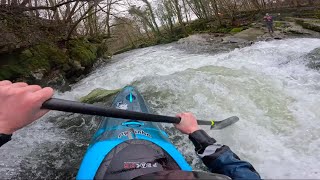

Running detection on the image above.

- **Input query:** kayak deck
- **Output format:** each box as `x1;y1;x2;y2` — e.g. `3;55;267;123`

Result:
76;86;191;179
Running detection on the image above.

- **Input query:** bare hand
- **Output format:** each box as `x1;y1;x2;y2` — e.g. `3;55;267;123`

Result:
0;80;54;134
174;112;200;135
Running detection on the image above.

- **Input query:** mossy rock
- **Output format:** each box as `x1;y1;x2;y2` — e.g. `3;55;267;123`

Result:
0;43;68;81
80;88;121;104
68;39;98;67
274;21;284;28
230;27;244;34
215;27;232;33
20;43;68;71
295;19;320;32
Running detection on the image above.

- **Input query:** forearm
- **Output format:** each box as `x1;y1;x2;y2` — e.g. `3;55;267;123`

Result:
189;130;261;179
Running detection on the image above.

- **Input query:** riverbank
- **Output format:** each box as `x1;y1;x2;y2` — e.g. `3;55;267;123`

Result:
0;7;319;91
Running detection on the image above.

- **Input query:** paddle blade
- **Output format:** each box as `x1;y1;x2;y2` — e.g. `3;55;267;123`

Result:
211;116;239;130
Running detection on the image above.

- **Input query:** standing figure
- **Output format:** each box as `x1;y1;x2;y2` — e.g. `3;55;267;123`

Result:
264;13;274;34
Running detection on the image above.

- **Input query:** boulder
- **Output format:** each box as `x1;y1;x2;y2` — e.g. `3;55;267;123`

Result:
72;60;85;71
222;28;265;45
80;88;121;104
31;69;46;80
306;48;320;70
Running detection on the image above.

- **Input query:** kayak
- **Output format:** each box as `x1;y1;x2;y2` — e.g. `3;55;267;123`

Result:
76;86;192;179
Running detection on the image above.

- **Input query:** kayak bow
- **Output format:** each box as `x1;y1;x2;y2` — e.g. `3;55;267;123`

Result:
76;86;192;179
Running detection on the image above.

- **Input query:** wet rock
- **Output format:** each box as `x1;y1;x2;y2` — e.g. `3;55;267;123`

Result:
278;19;320;37
222;28;266;46
258;31;286;41
295;18;320;33
230;28;265;41
31;69;46;80
80;88;121;104
306;48;320;70
72;60;85;71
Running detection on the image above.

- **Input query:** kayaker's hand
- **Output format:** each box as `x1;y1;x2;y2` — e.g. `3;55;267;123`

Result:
0;80;54;134
175;112;200;135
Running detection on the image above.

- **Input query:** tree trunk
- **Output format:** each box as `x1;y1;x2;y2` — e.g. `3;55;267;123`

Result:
173;0;186;34
292;0;300;7
20;0;30;6
34;0;40;17
210;0;222;26
182;0;189;23
10;0;17;6
48;0;60;20
198;0;209;20
142;0;161;36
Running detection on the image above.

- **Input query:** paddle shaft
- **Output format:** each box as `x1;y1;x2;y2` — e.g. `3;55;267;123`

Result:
42;98;203;124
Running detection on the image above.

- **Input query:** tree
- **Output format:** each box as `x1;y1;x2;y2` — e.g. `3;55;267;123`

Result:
141;0;161;36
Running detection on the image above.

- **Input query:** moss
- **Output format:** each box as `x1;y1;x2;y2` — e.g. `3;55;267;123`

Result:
21;49;33;58
68;39;98;67
0;43;69;80
80;88;121;103
230;27;244;33
296;19;320;32
187;19;209;33
114;46;135;55
214;27;232;33
274;21;284;28
20;43;68;71
0;53;28;80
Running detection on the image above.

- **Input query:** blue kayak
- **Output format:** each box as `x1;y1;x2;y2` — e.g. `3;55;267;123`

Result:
76;86;192;179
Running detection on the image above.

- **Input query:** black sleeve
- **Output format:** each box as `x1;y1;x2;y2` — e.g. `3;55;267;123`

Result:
0;133;12;147
189;130;261;179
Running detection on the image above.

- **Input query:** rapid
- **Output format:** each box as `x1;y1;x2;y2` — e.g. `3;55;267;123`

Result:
1;37;320;179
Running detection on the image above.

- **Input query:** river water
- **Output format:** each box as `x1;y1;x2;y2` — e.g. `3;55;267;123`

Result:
1;37;320;179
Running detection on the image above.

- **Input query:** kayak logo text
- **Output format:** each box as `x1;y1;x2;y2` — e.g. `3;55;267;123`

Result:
116;101;128;110
124;162;158;170
118;130;152;138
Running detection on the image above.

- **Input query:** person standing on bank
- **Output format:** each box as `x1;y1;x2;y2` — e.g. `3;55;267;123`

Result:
264;13;274;35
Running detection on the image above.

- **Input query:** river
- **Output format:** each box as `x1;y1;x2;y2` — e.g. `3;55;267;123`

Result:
1;37;320;179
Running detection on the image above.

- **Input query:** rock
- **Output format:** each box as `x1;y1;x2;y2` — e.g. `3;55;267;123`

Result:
31;69;46;80
258;31;286;41
280;20;320;37
295;18;320;32
232;28;265;41
80;88;121;104
222;36;248;44
222;28;266;45
306;48;320;70
285;22;312;35
72;60;85;71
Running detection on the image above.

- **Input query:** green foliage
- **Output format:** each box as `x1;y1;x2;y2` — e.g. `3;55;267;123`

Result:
187;19;208;33
80;88;121;103
230;27;244;33
214;27;232;33
0;43;68;80
68;39;98;67
274;21;284;28
96;43;108;58
20;43;68;70
0;58;28;80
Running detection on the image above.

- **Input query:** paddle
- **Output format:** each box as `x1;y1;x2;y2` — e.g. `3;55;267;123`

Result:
41;98;239;130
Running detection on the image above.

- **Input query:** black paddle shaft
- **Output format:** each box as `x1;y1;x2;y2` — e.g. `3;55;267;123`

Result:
42;98;183;124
